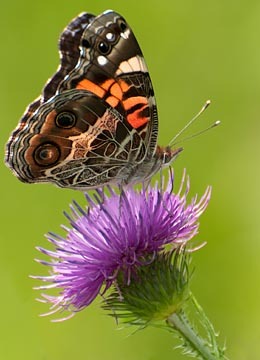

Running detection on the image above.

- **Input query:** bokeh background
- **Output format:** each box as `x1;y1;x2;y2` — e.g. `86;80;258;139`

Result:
1;0;259;359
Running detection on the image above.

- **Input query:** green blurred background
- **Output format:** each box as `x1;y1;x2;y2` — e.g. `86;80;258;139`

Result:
1;0;259;359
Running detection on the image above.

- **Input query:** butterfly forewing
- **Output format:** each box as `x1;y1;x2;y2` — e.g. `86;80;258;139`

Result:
43;12;96;101
57;11;158;159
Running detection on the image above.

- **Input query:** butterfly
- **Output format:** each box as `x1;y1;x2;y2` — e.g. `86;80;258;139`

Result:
5;10;182;190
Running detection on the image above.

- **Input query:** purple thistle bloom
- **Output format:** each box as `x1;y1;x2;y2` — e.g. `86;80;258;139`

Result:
34;170;211;320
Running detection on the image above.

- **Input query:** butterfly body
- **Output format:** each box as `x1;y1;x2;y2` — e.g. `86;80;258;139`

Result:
6;10;181;190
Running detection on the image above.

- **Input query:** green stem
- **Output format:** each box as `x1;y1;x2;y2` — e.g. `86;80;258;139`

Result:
167;311;217;360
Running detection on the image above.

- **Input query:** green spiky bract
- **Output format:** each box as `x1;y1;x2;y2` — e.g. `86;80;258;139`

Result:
102;249;190;326
102;248;228;360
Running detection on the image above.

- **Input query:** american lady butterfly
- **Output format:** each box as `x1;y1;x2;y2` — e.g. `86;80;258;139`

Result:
5;10;182;190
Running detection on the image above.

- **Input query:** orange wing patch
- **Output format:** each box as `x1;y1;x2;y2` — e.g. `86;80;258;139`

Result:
76;78;129;106
107;80;131;107
123;96;149;129
106;96;119;108
76;78;149;128
123;96;147;111
76;79;106;97
126;105;149;128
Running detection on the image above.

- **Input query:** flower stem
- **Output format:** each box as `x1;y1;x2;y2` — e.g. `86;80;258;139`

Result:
167;290;229;360
168;311;217;359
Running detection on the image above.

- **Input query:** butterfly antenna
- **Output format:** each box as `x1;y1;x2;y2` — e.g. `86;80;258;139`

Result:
172;120;221;147
168;99;211;147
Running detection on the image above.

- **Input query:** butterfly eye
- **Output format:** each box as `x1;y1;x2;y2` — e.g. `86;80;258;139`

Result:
98;41;110;54
118;20;127;31
34;143;60;166
55;111;77;128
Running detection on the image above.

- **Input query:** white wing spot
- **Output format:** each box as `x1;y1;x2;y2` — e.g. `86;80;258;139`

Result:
116;55;148;75
97;55;108;66
106;32;115;41
120;28;130;39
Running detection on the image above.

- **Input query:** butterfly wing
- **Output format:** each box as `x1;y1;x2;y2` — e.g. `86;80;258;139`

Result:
14;89;150;189
58;11;158;161
6;10;159;189
5;12;96;178
43;12;96;101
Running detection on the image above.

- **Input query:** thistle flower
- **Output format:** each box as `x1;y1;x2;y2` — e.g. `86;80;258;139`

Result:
34;170;211;320
34;170;228;358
